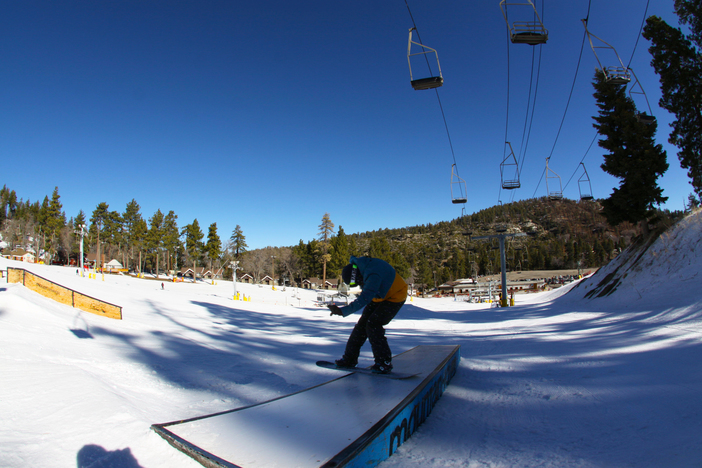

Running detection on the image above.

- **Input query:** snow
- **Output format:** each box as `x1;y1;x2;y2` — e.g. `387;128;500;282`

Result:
1;210;701;468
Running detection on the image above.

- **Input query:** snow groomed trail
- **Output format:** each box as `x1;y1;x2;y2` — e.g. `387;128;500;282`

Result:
152;345;460;468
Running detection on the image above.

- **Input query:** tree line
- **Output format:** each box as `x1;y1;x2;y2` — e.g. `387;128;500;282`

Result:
0;185;690;289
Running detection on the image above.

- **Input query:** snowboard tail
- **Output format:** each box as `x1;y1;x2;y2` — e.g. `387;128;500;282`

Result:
316;360;418;380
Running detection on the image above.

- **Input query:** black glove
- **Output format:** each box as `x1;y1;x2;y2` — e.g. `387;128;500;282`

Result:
328;304;343;316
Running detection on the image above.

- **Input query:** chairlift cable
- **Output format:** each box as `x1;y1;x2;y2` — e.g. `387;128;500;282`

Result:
404;1;462;183
562;132;598;191
626;0;651;69
532;0;591;198
503;22;511;157
558;0;647;198
546;25;587;162
517;42;543;177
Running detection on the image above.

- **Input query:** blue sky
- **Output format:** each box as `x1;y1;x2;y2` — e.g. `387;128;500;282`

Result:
1;1;692;250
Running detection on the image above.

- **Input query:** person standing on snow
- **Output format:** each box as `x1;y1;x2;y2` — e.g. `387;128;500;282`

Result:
328;255;408;374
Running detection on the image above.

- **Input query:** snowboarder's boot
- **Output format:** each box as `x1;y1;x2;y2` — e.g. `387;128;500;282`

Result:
335;357;357;369
370;361;393;374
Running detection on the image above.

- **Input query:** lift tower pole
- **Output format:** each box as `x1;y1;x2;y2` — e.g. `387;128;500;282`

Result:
472;232;526;306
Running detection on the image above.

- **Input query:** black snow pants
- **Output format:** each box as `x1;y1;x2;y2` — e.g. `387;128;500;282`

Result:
343;299;405;366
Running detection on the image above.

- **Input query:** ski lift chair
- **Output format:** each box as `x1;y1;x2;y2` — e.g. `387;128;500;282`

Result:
583;20;631;86
603;66;631;85
450;164;468;204
500;0;548;45
407;28;444;90
500;142;521;190
545;159;563;200
636;112;656;125
578;163;594;201
629;68;656;124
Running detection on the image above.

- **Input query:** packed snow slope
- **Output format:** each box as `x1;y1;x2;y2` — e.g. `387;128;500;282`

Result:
1;210;700;468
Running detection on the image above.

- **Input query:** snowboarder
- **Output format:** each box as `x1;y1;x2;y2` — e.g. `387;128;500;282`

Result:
328;256;407;374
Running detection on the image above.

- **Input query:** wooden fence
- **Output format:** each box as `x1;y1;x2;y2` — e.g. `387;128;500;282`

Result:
8;267;122;320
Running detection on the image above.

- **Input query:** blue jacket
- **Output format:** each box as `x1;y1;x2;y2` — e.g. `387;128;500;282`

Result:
339;256;408;317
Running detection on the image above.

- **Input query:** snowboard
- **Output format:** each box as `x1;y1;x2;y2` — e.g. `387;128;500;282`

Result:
316;361;419;380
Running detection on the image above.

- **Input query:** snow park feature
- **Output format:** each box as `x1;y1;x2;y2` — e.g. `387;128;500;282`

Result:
152;346;458;467
0;209;701;467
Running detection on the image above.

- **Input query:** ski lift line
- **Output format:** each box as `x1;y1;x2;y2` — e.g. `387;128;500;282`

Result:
517;41;543;176
627;0;652;68
403;0;462;188
542;0;591;168
503;22;511;152
562;132;599;192
545;25;588;163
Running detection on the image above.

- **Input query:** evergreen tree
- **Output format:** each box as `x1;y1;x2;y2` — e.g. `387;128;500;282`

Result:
43;187;65;263
72;210;88;265
182;219;204;274
162;211;181;272
592;71;668;227
329;225;349;277
317;213;335;285
146;210;164;276
643;2;702;198
122;199;144;270
369;236;392;262
205;222;222;270
90;202;110;269
229;225;248;260
103;210;123;261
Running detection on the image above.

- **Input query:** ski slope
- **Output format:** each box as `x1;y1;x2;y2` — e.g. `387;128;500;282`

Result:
1;209;701;468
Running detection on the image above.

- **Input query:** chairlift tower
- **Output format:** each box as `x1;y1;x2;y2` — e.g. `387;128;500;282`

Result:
472;232;527;307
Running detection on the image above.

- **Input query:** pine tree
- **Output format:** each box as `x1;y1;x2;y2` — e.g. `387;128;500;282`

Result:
317;213;335;286
643;2;702;198
329;225;349;277
90;202;110;269
592;71;668;228
205;222;222;271
43;187;65;264
122;199;143;270
229;225;248;260
182;219;204;275
162;211;180;272
146;210;164;276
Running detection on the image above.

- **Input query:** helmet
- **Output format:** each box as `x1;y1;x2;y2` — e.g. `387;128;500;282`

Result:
342;263;363;287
